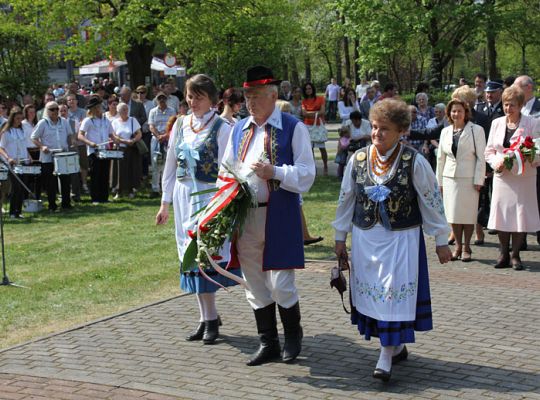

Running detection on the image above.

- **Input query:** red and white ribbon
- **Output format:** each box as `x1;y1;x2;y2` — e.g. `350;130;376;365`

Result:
194;175;248;288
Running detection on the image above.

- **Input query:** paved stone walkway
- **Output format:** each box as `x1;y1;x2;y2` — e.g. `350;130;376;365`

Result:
1;233;539;399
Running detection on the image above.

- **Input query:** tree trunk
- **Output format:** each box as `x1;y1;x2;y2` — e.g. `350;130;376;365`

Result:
282;58;289;82
290;56;300;86
334;39;342;85
485;0;499;79
521;44;527;74
124;39;155;89
429;50;443;89
304;54;312;83
342;15;351;82
354;39;360;85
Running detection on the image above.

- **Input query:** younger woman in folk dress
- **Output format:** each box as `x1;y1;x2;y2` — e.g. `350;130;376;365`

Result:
333;99;452;382
155;75;241;344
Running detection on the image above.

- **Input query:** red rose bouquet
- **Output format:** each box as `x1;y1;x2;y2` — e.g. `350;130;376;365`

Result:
503;133;538;175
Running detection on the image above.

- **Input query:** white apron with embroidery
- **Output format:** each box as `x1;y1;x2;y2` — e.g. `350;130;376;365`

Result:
351;224;419;322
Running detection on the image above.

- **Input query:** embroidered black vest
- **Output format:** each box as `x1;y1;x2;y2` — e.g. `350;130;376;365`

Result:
351;145;422;230
175;116;224;183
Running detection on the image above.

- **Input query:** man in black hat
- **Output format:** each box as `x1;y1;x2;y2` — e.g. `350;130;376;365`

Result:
479;80;504;120
220;65;316;366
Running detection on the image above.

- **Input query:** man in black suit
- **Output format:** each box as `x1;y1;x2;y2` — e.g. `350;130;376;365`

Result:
478;80;504;120
119;86;147;127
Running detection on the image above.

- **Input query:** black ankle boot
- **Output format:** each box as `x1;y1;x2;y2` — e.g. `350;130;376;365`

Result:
203;319;219;344
247;303;280;366
278;302;303;363
185;322;205;341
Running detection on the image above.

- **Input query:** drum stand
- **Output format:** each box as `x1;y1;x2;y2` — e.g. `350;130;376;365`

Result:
0;159;33;288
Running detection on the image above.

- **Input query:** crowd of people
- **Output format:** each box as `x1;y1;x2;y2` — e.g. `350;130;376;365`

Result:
0;66;538;382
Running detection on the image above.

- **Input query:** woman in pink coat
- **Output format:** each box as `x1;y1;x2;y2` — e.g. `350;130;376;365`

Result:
484;86;540;270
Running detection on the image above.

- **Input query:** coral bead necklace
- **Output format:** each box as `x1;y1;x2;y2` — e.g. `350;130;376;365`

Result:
370;143;401;177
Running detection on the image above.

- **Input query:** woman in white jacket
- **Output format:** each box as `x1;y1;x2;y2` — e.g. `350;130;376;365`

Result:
436;99;486;262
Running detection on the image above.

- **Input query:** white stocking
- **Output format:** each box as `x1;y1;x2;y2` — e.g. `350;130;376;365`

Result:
393;344;405;356
376;345;394;372
197;292;217;321
195;294;205;322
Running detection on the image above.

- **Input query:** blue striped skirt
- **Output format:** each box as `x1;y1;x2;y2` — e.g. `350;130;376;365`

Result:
180;263;241;294
351;230;433;346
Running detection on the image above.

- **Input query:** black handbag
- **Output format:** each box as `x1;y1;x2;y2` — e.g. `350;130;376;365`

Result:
330;258;350;314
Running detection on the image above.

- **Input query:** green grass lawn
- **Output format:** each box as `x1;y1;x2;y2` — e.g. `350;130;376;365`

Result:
0;176;343;349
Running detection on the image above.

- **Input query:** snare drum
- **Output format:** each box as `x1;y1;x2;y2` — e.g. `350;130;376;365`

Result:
53;152;80;175
23;199;43;213
97;149;124;160
14;163;42;175
0;165;8;181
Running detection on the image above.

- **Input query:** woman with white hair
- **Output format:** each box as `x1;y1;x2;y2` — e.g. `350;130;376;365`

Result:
415;92;435;120
111;103;143;198
31;101;73;211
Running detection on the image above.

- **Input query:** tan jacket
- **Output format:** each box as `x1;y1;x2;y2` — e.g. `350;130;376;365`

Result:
436;121;486;186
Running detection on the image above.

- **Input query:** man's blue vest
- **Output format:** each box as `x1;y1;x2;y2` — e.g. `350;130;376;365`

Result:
231;112;304;270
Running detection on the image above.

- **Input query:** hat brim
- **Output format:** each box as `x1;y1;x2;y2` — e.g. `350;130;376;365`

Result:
243;78;282;88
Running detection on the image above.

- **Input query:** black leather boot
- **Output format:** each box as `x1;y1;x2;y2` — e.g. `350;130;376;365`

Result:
246;303;281;366
203;319;219;344
185;322;205;341
278;302;303;363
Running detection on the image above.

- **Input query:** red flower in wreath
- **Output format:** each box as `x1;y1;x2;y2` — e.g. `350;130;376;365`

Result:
523;135;534;149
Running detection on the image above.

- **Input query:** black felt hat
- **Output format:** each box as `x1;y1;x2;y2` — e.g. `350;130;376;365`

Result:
243;66;281;88
86;95;103;109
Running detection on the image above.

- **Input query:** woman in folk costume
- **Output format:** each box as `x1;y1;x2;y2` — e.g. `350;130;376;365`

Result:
155;74;241;344
333;99;452;382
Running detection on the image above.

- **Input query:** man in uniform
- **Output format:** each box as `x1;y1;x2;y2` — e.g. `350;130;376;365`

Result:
220;66;315;366
478;80;504;120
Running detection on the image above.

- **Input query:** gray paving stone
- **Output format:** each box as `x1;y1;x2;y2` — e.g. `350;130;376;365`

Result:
1;240;540;399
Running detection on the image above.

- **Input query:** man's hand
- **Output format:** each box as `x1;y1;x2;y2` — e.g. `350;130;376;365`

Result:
251;162;274;180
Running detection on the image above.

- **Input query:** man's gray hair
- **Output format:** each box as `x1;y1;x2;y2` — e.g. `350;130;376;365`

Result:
434;103;446;111
516;75;534;88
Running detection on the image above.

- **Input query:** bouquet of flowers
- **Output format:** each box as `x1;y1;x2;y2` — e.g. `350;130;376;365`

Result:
182;154;265;289
502;133;539;175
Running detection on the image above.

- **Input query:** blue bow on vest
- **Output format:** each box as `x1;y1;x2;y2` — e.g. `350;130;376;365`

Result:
179;142;201;200
365;184;392;230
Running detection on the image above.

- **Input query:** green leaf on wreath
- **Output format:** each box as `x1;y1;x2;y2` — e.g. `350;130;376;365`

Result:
181;239;198;273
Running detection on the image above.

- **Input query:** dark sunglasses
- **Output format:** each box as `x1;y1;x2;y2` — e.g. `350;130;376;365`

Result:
48;107;59;111
136;91;146;94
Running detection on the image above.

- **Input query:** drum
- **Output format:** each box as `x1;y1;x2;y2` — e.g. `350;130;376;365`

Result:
23;199;43;213
0;165;8;181
53;152;80;175
14;163;41;175
97;149;124;160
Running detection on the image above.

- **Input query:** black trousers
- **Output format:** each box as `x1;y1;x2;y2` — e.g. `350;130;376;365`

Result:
88;154;110;202
141;131;152;177
9;174;29;216
41;163;71;210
